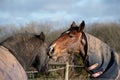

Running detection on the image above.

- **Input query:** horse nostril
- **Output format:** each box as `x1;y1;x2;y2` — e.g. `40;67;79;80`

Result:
49;43;56;56
51;48;54;53
49;47;55;55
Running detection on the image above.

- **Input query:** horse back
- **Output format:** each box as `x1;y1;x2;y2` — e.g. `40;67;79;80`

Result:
0;46;27;80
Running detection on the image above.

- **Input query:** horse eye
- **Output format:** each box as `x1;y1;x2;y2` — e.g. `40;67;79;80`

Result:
69;34;73;38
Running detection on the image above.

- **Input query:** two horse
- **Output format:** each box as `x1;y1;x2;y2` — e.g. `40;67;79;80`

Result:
1;21;119;80
48;21;120;79
0;32;49;80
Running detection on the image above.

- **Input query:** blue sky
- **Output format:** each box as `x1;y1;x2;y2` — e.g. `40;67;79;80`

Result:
0;0;120;26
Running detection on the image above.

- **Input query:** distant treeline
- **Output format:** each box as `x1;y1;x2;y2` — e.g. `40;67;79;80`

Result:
0;22;120;53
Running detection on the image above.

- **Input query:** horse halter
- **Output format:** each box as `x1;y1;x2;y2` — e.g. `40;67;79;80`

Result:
81;32;88;65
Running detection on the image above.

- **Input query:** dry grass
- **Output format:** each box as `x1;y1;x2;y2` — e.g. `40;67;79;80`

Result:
0;22;120;53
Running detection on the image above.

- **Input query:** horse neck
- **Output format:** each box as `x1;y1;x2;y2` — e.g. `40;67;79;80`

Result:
85;33;110;56
1;37;37;70
85;33;120;79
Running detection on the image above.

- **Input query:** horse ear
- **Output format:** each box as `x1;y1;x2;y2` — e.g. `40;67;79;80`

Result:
39;32;45;41
71;21;76;27
78;20;85;32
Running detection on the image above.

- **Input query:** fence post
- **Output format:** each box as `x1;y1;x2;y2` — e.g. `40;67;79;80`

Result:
65;61;69;80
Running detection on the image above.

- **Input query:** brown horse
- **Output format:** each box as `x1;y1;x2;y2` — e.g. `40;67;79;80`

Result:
0;32;49;80
48;21;120;79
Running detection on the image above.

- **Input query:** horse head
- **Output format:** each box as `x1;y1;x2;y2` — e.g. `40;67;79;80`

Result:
48;21;87;63
32;32;49;73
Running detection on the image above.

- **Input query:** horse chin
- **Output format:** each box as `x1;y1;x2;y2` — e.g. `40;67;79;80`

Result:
50;56;70;63
51;56;66;62
51;56;58;61
37;65;48;74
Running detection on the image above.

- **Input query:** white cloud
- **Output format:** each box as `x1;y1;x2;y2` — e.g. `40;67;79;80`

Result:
29;11;76;22
0;0;120;25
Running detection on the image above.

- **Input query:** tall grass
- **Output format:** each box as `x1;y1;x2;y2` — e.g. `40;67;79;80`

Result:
0;22;120;53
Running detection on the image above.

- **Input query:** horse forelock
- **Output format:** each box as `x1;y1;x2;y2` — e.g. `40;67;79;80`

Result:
69;26;79;31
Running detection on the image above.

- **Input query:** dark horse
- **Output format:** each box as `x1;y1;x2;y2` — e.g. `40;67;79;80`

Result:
48;21;120;79
0;32;49;80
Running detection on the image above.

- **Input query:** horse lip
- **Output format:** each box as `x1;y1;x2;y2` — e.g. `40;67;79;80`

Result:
50;56;58;61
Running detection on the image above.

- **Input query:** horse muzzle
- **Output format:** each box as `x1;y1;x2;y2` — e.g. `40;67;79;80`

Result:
49;55;58;61
48;50;58;61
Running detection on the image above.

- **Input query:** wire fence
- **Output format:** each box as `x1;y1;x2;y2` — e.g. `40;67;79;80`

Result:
27;62;89;80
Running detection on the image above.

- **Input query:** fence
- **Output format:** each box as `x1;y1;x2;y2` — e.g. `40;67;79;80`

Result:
27;62;89;80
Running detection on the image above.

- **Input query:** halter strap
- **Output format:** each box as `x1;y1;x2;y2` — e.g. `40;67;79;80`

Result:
81;32;88;64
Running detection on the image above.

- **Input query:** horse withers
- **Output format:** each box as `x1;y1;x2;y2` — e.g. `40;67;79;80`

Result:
0;32;49;80
48;21;120;79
